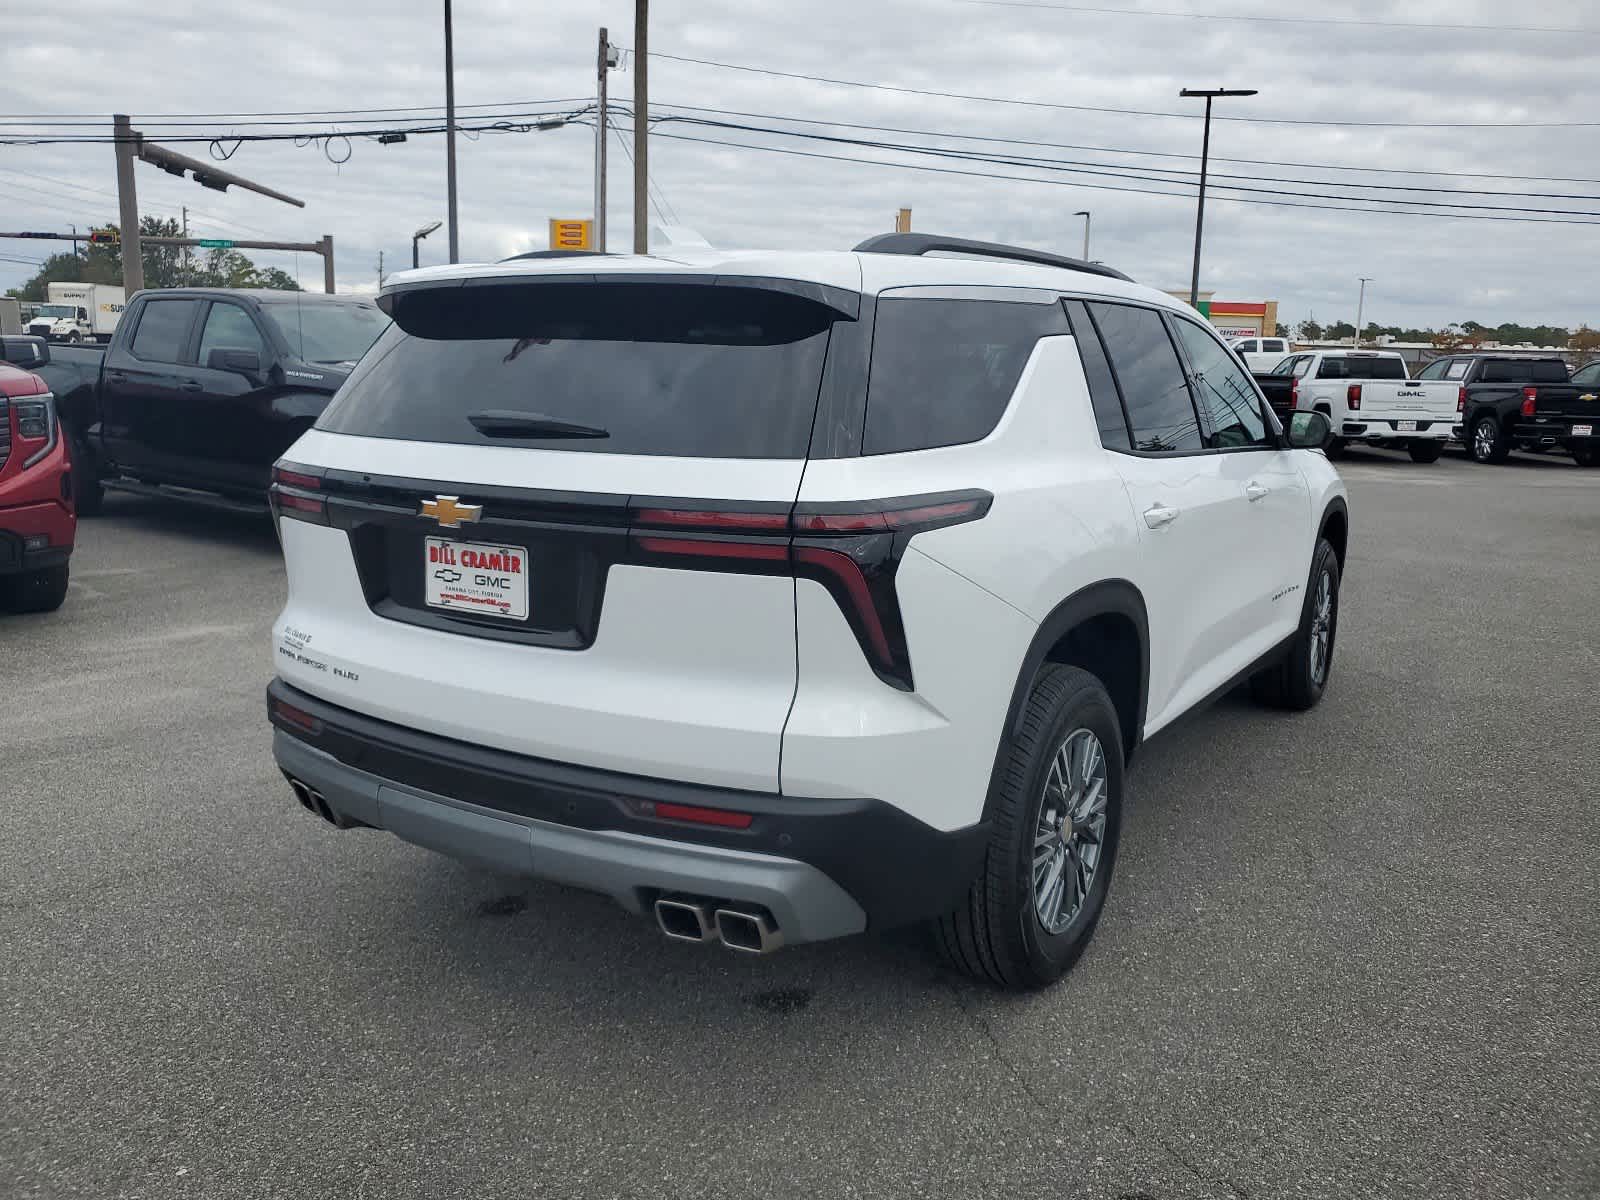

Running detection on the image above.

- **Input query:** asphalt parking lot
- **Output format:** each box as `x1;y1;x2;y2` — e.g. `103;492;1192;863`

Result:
3;446;1597;1200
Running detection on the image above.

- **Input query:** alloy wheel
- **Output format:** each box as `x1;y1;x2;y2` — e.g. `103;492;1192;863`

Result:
1032;728;1109;935
1309;568;1334;685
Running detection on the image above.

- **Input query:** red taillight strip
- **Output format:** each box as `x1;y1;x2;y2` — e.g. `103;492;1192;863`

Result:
634;535;789;562
272;465;323;490
652;801;755;829
794;546;895;666
274;491;325;515
1521;387;1538;417
635;507;788;532
1458;386;1467;413
270;696;323;735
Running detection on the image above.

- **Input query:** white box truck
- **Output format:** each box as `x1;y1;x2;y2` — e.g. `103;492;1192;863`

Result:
25;282;126;343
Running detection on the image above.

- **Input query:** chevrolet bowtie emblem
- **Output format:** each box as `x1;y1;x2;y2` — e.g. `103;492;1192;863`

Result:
420;496;482;527
1581;393;1597;402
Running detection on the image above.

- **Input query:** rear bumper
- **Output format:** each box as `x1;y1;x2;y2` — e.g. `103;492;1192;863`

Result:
1340;418;1451;440
1513;421;1595;446
267;679;989;942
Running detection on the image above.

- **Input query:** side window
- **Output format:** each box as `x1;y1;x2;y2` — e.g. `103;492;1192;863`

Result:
1063;299;1130;450
1238;340;1258;354
1444;360;1470;381
129;299;198;363
864;297;1069;454
1292;357;1314;378
1089;302;1203;453
1571;362;1600;387
198;302;266;364
1416;359;1447;380
1268;339;1287;354
77;307;89;321
1170;318;1271;449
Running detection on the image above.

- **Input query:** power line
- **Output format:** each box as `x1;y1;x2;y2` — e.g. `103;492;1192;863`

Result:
964;1;1600;36
605;115;678;225
644;110;1600;205
646;50;1600;128
0;97;596;123
650;101;1600;188
644;127;1600;225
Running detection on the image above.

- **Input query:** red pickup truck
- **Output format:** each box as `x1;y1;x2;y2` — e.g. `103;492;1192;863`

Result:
0;360;74;612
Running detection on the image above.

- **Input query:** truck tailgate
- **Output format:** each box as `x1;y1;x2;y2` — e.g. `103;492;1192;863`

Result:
1355;380;1459;420
1532;385;1596;418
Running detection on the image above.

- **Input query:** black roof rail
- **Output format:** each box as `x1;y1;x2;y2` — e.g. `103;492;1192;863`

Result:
852;232;1133;283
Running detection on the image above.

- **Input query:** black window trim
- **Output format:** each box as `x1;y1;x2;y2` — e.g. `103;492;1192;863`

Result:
125;295;204;366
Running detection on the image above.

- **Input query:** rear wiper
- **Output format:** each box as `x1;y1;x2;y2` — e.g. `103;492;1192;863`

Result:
467;410;609;439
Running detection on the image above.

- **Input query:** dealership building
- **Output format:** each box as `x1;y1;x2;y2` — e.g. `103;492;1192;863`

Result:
1165;291;1281;340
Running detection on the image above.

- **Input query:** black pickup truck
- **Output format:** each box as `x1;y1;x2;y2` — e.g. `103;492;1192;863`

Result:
0;288;389;512
1418;354;1598;466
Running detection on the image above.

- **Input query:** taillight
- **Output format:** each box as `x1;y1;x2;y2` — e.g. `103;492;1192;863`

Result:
1290;377;1300;410
269;695;323;735
1346;384;1362;410
631;491;992;690
649;801;754;830
1457;386;1467;413
1521;386;1537;417
269;461;327;524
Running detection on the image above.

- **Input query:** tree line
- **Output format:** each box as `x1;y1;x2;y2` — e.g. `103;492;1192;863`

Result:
1284;318;1600;353
4;216;302;301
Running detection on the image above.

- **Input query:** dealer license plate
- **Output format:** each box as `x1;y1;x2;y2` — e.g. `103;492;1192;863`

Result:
1573;424;1593;437
1395;420;1418;432
424;537;528;620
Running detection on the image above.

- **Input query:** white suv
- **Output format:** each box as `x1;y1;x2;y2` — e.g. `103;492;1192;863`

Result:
267;233;1349;990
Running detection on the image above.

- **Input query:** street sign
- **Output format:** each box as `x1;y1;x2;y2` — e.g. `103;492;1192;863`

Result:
547;219;594;252
198;239;234;249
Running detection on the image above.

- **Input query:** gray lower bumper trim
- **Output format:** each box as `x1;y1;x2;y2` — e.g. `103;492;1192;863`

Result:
272;731;867;944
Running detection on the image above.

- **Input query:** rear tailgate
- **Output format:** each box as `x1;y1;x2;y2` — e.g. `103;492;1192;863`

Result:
1531;384;1594;419
270;275;860;792
1353;379;1460;423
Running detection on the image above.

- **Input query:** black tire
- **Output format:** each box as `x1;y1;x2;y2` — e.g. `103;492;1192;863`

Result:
66;330;82;344
1;564;69;613
66;424;104;516
1470;415;1510;464
1407;440;1445;464
934;664;1124;990
1251;539;1340;711
1572;444;1599;467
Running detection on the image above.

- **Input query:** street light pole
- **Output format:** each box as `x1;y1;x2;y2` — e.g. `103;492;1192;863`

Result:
596;27;611;253
1074;210;1091;261
633;0;649;255
444;0;459;263
1354;277;1371;347
413;220;442;270
1180;87;1257;307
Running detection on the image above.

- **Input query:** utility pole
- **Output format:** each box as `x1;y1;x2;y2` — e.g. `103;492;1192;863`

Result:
1179;88;1257;307
378;249;386;289
633;0;649;254
181;207;191;284
1074;210;1091;261
1354;277;1371;347
70;224;81;278
596;26;611;252
444;0;460;263
113;113;144;293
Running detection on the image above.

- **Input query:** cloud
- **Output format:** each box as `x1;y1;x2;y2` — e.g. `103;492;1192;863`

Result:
3;0;1597;330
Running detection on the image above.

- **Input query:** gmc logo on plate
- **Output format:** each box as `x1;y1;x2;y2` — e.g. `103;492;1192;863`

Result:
1397;390;1426;397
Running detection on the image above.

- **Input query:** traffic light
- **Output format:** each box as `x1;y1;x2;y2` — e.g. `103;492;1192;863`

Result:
88;230;119;244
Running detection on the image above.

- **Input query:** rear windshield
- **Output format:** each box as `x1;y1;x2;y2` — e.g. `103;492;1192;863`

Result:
1315;356;1407;380
317;282;842;458
1479;359;1569;383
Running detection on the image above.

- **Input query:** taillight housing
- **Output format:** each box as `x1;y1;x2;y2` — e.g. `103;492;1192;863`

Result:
1346;384;1362;410
1289;377;1300;410
631;490;993;690
269;460;328;524
1457;386;1467;413
1521;386;1537;417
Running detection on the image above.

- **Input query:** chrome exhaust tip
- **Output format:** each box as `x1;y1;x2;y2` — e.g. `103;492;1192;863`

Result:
655;896;718;944
714;906;784;955
289;779;316;812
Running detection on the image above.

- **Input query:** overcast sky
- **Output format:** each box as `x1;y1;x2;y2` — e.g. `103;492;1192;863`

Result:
4;0;1598;332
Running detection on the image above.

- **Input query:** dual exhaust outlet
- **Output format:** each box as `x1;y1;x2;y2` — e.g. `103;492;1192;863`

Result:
655;895;784;955
288;777;349;829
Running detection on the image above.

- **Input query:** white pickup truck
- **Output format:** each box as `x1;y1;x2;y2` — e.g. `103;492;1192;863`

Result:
1258;349;1460;462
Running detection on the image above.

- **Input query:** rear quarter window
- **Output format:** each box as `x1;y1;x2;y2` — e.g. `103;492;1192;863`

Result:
1317;356;1406;381
1479;359;1569;384
863;297;1068;454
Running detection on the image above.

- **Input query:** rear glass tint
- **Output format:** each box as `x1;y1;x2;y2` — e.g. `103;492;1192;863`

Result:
1479;359;1568;383
863;297;1067;454
130;298;197;363
1315;356;1407;380
317;282;843;458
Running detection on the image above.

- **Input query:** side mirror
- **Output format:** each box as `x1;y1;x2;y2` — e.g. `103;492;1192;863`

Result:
207;347;262;375
1286;410;1333;450
0;334;50;367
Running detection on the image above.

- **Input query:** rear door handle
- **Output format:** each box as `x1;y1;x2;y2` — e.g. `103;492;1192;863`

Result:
1143;503;1180;530
179;379;204;391
1245;481;1270;502
106;370;127;382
